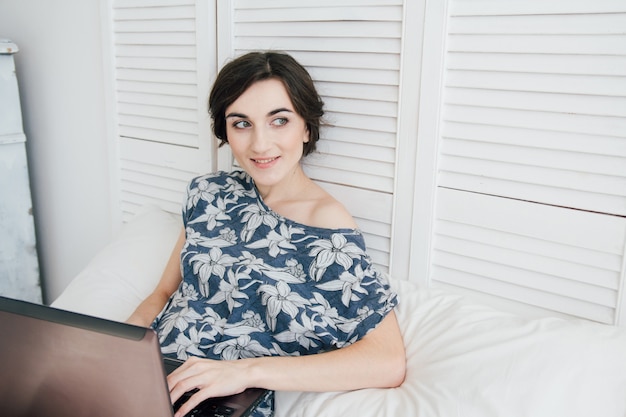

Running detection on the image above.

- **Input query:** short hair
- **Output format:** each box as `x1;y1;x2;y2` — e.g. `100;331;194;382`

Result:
208;51;324;157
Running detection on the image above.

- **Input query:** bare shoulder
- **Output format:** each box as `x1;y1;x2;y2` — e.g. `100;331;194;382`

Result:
267;180;359;229
309;186;359;230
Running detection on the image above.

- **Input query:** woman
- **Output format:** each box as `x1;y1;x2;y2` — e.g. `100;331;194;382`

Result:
127;51;406;417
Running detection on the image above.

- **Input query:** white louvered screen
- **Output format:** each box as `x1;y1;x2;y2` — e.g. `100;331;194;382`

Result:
427;0;626;324
440;1;626;215
111;0;213;220
433;188;626;325
218;0;404;270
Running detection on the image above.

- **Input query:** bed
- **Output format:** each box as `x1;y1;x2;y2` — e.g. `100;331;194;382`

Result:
52;205;626;417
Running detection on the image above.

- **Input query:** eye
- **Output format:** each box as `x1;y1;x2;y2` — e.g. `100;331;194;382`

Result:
271;117;288;127
232;120;251;129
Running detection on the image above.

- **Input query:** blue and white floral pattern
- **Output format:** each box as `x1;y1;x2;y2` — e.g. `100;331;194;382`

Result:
153;170;398;416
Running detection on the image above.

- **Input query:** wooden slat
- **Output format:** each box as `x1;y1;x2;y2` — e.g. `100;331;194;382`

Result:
234;6;403;23
446;53;626;77
118;114;197;135
309;66;399;86
117;102;197;122
115;44;196;58
121;159;199;183
115;56;196;72
446;87;626;118
116;79;198;96
449;13;626;35
236;21;401;38
318;181;394;224
120;192;184;216
439;153;626;199
435;235;620;291
355;217;392;240
116;68;196;84
441;138;626;179
315;140;395;163
118;126;197;148
113;0;193;9
323;97;398;118
435;220;623;273
433;250;616;308
315;81;398;102
114;18;194;33
439;172;626;217
448;34;626;55
304;165;394;194
234;36;402;54
436;188;625;260
431;188;626;324
115;32;196;46
450;0;626;16
120;178;186;203
114;5;194;20
281;51;401;71
235;0;402;8
442;122;626;157
119;137;207;173
446;71;626;97
432;265;615;324
325;111;397;133
444;104;626;139
116;91;197;109
305;152;394;179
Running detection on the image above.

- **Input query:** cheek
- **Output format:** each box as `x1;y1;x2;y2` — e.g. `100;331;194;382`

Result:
224;130;245;154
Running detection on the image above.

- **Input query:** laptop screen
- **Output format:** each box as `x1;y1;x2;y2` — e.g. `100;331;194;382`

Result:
0;296;174;417
0;296;267;417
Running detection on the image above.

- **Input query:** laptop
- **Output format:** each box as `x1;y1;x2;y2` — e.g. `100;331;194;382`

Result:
0;295;268;417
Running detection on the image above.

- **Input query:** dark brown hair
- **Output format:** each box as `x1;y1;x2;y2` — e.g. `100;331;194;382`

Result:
208;51;324;156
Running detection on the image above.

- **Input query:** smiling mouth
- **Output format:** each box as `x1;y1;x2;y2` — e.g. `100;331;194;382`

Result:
252;157;278;164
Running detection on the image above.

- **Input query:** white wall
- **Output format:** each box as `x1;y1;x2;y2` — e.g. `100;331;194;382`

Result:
0;0;113;303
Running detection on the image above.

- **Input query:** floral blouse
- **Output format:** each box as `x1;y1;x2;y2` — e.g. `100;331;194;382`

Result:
153;170;398;416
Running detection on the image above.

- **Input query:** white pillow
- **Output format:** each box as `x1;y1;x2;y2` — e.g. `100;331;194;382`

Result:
276;278;626;417
51;205;181;321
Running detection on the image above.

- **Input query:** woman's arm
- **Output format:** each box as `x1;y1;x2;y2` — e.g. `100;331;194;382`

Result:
168;310;406;417
126;228;186;327
248;309;406;390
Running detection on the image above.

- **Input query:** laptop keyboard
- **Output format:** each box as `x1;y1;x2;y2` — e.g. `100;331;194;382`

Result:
174;390;235;417
186;403;235;417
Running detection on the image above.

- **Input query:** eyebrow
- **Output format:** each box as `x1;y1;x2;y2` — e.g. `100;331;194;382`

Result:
225;112;247;119
225;107;294;119
268;107;293;116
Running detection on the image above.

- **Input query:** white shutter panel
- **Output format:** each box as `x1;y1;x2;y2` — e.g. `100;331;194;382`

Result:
218;0;404;270
440;1;626;216
423;0;626;324
433;188;625;324
110;0;213;220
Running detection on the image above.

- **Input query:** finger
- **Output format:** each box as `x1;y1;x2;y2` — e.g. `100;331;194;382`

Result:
169;373;203;405
174;387;216;417
167;357;204;401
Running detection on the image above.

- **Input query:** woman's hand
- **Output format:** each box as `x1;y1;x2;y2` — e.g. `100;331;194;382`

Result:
167;356;249;417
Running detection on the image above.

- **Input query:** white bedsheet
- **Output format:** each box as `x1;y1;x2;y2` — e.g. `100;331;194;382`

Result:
277;278;626;416
52;206;626;417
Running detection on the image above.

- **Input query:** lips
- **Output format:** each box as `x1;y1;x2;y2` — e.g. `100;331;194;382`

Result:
252;157;278;164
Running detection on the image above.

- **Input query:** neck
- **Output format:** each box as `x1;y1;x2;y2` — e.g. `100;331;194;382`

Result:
255;165;312;204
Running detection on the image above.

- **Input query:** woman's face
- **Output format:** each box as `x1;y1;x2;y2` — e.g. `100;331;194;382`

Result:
224;78;310;193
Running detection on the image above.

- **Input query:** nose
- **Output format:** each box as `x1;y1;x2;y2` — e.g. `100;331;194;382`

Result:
250;127;271;153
